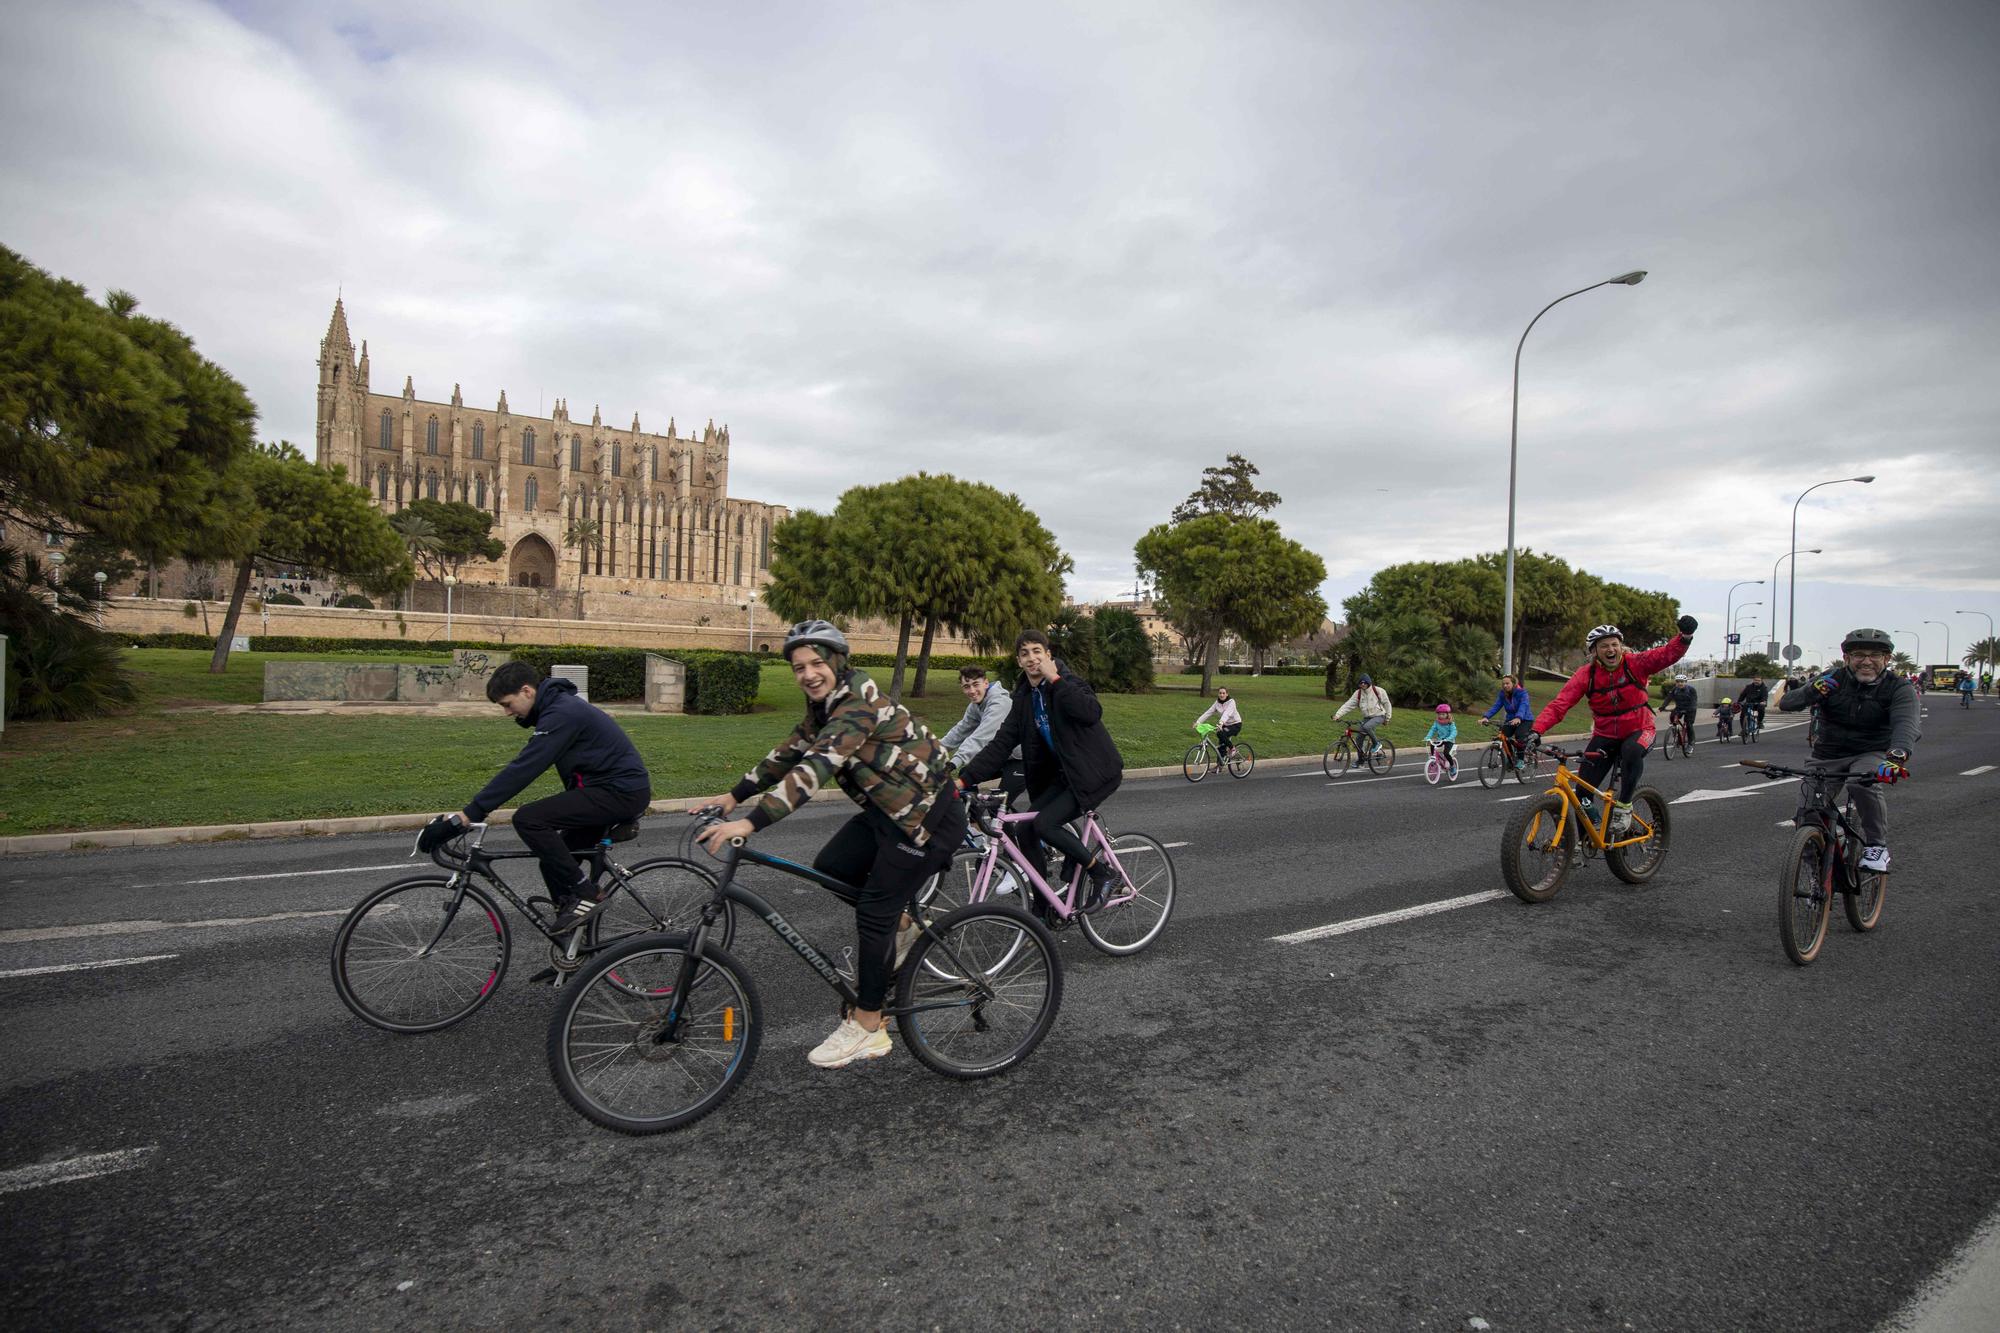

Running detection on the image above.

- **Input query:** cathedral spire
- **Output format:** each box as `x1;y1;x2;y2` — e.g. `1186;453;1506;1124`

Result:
323;296;352;349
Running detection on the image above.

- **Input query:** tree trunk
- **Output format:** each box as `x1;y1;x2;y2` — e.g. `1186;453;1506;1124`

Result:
209;558;255;674
889;610;913;701
1200;627;1221;694
911;611;938;697
574;551;586;619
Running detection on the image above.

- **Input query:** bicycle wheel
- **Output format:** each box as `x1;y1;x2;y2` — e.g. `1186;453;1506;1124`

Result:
587;857;729;953
1366;740;1397;776
1227;743;1255;779
547;937;760;1134
1182;742;1212;783
1842;838;1887;932
896;904;1061;1079
1501;793;1575;904
1679;725;1694;758
915;848;1030;980
1475;742;1502;788
1323;740;1350;777
1079;832;1176;956
1606;788;1671;884
332;877;510;1034
1778;825;1833;966
1424;753;1444;785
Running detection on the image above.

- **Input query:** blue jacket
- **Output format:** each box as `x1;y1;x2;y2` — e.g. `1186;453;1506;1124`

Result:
1483;686;1532;724
465;678;651;821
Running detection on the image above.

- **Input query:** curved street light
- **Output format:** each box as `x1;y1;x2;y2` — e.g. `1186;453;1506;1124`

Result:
1924;620;1949;675
1959;610;1995;685
1502;269;1648;674
1892;628;1920;671
1724;580;1763;666
1788;477;1873;661
1769;548;1821;652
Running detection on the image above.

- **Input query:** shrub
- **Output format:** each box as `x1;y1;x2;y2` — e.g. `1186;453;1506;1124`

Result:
266;592;304;606
335;594;374;610
498;646;761;713
7;618;137;721
685;652;760;715
507;648;647;702
1219;664;1322;677
1092;607;1155;694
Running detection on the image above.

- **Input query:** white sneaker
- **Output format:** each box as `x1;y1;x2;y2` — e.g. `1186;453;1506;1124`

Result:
1859;845;1890;873
893;920;919;970
1608;802;1633;836
807;1017;892;1069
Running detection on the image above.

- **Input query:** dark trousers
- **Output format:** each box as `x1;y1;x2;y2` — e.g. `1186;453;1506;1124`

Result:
812;796;967;1011
1579;733;1649;804
512;785;651;898
1216;722;1242;750
1016;781;1094;877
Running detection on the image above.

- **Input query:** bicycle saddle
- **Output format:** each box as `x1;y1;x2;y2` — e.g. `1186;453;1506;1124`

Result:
598;821;641;845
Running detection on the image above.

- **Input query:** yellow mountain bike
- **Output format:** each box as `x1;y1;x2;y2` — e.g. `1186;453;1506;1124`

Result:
1499;742;1673;902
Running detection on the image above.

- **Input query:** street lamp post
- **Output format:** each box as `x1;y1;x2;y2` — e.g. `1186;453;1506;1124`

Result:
1959;610;1995;689
1502;269;1648;675
45;549;65;611
1733;603;1762;650
1924;620;1949;677
1787;476;1874;662
93;570;107;627
745;591;757;653
1893;629;1920;674
444;574;457;640
1724;580;1763;666
1769;548;1821;655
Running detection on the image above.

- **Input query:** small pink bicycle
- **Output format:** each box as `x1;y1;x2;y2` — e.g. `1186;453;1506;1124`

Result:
917;792;1176;957
1423;741;1460;785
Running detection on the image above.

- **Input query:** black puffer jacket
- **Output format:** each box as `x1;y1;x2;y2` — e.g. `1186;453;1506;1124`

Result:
1779;666;1919;759
958;659;1124;810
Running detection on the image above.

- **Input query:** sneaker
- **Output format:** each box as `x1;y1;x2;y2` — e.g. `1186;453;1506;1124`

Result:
1608;801;1633;837
1859;845;1890;873
893;919;920;970
550;883;612;936
807;1017;892;1069
1080;859;1117;915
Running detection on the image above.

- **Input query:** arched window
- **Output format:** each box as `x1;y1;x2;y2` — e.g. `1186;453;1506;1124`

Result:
761;518;771;567
379;410;393;450
611;442;622;476
426;416;439;454
649;449;658;480
471;423;484;459
622;493;632;523
376;464;389;501
425;469;439;500
522;428;536;465
571;436;582;470
475;474;487;508
736;514;744;535
524;477;539;511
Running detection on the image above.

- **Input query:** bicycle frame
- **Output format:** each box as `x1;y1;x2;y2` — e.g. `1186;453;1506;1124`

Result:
421;822;659;957
1540;753;1657;851
963;804;1137;921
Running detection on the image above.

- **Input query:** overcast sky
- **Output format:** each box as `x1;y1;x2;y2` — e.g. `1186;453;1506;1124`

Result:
3;0;1996;667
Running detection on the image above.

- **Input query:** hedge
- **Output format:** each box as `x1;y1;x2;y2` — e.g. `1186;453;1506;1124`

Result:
503;646;761;714
508;647;648;702
1218;664;1323;676
846;651;1008;673
677;650;761;715
126;632;522;654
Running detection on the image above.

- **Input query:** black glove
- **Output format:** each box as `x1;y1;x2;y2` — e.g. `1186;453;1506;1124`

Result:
1677;615;1698;636
417;814;463;854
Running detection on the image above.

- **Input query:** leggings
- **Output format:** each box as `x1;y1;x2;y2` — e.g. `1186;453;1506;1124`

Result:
1016;781;1094;873
811;796;966;1010
1579;732;1650;804
1216;722;1242;749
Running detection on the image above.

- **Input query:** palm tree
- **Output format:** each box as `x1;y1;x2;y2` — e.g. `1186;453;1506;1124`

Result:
563;517;602;618
388;512;440;610
1891;650;1916;674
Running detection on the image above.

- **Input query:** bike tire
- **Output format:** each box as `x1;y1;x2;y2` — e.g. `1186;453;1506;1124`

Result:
1367;740;1396;776
1778;825;1832;966
1478;742;1505;788
1182;742;1212;783
1605;787;1672;884
1679;727;1694;758
1842;841;1887;933
332;876;511;1034
916;848;1031;980
1501;793;1575;904
1323;740;1349;778
1425;755;1443;786
587;857;731;956
547;936;760;1134
896;903;1062;1080
1227;744;1255;779
1078;831;1176;956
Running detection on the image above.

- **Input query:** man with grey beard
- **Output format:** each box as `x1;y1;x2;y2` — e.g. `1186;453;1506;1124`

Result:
1778;628;1918;874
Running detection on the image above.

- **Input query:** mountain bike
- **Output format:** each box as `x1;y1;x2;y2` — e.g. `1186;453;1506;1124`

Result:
547;811;1063;1135
332;820;722;1034
1183;721;1254;782
1740;706;1762;745
1323;722;1396;777
1499;743;1672;903
1657;709;1695;760
915;792;1175;956
1423;740;1459;785
1475;718;1546;788
1742;758;1898;965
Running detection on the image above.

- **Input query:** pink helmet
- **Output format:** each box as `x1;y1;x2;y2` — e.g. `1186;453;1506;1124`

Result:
1435;703;1451;714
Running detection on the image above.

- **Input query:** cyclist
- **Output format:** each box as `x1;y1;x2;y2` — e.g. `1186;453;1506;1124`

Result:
1777;628;1917;873
437;661;653;936
1480;674;1535;768
1738;675;1769;733
941;664;1013;773
1715;696;1736;740
1659;673;1698;747
956;628;1126;916
1424;704;1459;779
1333;674;1394;760
1193;686;1244;758
694;620;967;1070
1528;617;1697;835
1959;670;1976;709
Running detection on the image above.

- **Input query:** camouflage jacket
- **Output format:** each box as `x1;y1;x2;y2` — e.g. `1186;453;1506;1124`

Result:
729;668;952;845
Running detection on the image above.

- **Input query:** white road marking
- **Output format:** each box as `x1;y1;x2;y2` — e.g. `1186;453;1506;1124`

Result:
1161;841;1191;849
0;906;371;947
1272;890;1510;944
1499;794;1537;802
0;954;179;980
1882;1202;2000;1333
1962;765;1996;777
1670;786;1788;806
1719;762;1743;769
132;862;411;890
0;1147;158;1195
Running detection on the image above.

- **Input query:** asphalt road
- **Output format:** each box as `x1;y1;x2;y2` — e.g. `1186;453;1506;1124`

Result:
4;700;1997;1330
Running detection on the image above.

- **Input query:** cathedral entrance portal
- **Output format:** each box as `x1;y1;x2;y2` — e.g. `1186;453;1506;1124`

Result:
508;533;557;589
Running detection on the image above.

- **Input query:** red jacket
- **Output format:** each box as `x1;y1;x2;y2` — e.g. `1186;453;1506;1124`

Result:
1534;635;1692;741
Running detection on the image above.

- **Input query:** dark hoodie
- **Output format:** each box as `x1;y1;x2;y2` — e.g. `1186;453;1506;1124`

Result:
465;678;651;821
958;657;1124;810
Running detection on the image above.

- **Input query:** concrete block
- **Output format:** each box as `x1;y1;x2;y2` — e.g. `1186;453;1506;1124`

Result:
552;665;589;702
394;663;490;703
644;654;686;713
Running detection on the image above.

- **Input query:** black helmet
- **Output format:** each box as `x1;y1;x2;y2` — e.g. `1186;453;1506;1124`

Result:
782;619;849;663
1840;627;1894;653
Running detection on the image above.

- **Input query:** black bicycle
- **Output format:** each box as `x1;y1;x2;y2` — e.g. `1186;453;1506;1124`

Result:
546;812;1064;1135
1742;758;1898;965
331;820;722;1034
1740;705;1763;745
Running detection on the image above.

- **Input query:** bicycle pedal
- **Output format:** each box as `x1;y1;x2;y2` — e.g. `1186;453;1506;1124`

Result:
527;966;559;985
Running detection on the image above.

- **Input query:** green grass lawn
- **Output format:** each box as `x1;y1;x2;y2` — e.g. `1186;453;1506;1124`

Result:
0;653;1567;835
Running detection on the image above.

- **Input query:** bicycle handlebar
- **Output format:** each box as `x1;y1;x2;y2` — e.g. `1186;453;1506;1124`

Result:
1740;758;1901;786
413;819;490;870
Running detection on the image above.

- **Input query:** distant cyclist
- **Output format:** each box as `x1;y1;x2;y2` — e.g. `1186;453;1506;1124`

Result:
1333;674;1394;759
1777;628;1917;874
1959;671;1976;709
1481;674;1535;767
1425;704;1459;779
1659;673;1698;744
1529;618;1697;836
1715;696;1736;740
1193;686;1244;758
1738;675;1769;731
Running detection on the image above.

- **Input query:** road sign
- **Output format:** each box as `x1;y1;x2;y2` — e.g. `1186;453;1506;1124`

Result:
1782;644;1803;662
1726;633;1741;645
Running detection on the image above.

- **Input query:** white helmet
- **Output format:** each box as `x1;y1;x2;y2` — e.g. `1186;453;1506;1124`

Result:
1674;673;1688;682
1585;624;1622;648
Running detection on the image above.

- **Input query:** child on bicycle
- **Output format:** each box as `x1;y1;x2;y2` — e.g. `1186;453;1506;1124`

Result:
1530;617;1697;836
435;661;653;936
1777;628;1917;873
1715;696;1736;739
1424;704;1458;779
695;620;966;1070
1193;687;1243;758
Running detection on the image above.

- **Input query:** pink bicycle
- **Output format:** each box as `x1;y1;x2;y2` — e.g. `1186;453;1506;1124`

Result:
917;792;1176;956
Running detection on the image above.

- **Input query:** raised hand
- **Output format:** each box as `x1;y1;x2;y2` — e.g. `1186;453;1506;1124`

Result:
1677;615;1698;636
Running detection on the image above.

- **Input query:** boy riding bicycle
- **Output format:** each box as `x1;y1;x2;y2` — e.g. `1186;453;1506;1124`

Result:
1777;628;1917;873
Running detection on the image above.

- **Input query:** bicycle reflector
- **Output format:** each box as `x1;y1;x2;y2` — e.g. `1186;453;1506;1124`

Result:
724;1007;735;1042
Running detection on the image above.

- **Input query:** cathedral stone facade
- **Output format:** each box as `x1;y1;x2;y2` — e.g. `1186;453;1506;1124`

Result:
313;299;787;598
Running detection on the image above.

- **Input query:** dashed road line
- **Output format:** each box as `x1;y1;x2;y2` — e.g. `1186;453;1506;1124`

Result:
131;862;410;891
0;906;366;947
0;954;179;980
1962;765;1996;777
1272;890;1510;944
0;1147;158;1195
1670;785;1788;806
